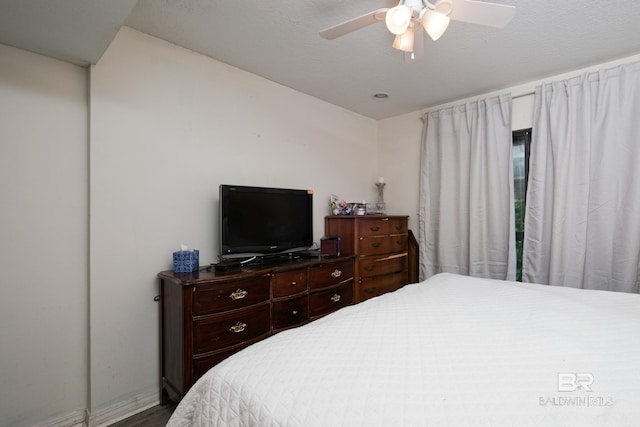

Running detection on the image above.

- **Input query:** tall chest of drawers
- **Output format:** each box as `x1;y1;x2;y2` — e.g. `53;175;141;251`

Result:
325;215;409;303
158;256;354;403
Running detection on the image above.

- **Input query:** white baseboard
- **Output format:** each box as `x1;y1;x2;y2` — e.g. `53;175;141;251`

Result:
33;409;87;427
31;390;159;427
88;390;159;427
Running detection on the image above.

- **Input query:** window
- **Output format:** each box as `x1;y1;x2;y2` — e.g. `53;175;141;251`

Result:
513;129;531;281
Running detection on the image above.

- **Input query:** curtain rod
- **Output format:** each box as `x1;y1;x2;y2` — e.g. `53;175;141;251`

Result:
513;90;535;99
419;90;536;121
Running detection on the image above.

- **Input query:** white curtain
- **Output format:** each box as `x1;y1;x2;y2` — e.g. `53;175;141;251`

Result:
524;62;640;293
419;95;515;281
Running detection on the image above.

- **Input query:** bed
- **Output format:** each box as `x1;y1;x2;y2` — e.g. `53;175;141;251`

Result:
167;273;640;427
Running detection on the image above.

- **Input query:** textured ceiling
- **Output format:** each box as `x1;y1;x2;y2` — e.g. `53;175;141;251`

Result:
2;0;640;119
0;0;137;65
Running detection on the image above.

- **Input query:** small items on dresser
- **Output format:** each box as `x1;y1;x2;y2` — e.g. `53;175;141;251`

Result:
329;176;389;217
375;177;386;214
172;245;199;272
320;235;341;258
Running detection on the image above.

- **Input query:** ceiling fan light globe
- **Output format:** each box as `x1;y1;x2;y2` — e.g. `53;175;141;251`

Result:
422;9;450;41
386;5;412;35
392;29;415;52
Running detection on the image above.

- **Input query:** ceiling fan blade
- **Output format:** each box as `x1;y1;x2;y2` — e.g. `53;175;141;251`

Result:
319;8;389;40
448;0;515;28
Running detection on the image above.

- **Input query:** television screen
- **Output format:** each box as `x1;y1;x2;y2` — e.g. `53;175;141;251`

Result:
220;184;313;257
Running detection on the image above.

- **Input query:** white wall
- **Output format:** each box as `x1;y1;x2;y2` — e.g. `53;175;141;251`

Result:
88;27;378;415
0;44;88;426
377;112;423;232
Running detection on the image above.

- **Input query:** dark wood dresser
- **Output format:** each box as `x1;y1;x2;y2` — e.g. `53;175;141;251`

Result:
325;215;409;303
158;256;354;403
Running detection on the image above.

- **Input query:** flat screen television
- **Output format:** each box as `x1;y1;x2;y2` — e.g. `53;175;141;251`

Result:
219;184;313;258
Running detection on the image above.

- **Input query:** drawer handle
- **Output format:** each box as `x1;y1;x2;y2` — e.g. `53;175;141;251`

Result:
370;226;380;232
364;287;376;294
229;322;247;333
364;265;376;272
292;310;298;315
330;294;341;303
290;281;297;286
371;242;381;248
229;289;248;300
330;269;342;278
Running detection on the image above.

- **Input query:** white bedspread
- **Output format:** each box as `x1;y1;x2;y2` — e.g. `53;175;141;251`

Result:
168;273;640;427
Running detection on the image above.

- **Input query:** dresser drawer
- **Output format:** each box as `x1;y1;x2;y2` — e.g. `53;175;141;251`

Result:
308;260;354;290
193;302;270;354
193;275;270;316
358;217;408;237
272;294;308;331
358;234;407;256
272;269;307;297
358;271;408;302
192;341;257;381
359;253;408;278
388;218;408;235
309;281;353;318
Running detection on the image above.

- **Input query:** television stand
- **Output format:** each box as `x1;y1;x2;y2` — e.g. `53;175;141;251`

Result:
212;259;243;271
292;249;321;258
261;253;289;262
158;255;355;404
238;253;290;266
214;253;312;271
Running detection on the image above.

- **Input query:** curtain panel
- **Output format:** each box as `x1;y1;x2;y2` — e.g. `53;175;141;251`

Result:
524;61;640;293
419;94;515;281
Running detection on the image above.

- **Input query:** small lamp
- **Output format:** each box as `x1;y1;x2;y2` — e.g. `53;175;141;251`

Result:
375;177;386;214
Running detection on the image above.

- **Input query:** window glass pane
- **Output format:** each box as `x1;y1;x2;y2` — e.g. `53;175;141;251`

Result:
513;129;531;282
516;239;523;282
513;137;526;233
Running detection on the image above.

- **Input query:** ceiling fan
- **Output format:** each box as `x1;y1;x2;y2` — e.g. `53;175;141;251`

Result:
319;0;515;62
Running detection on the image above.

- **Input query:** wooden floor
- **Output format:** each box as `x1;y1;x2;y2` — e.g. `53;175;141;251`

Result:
110;402;177;427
